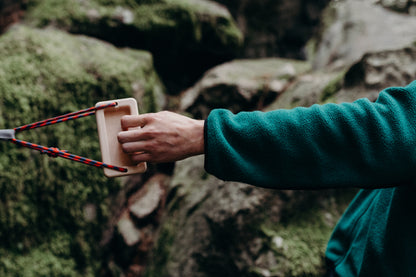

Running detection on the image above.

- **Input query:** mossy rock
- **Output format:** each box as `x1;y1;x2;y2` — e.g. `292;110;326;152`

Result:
0;25;164;276
264;70;346;111
145;156;355;277
24;0;244;93
181;58;311;119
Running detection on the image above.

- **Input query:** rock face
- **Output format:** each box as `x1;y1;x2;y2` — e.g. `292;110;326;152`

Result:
344;46;416;90
145;156;351;277
24;0;243;93
312;0;416;70
109;173;169;276
380;0;416;14
129;179;164;220
268;45;416;113
217;0;330;59
117;212;142;247
181;58;310;118
331;45;416;104
265;71;345;110
0;25;164;276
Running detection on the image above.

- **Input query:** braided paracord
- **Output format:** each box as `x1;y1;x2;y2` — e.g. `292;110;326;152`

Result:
11;102;128;173
14;102;117;132
10;139;127;172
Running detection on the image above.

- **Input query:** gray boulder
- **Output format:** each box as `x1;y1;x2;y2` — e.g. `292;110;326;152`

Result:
265;70;345;110
270;44;416;111
334;45;416;103
129;178;164;220
117;211;142;247
145;156;352;277
181;58;310;119
380;0;416;14
312;0;416;70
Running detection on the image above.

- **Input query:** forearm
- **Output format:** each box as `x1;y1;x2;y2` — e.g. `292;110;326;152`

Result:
204;83;416;189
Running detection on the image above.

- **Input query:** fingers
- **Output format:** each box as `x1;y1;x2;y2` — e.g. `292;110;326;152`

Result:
120;140;146;154
117;129;152;144
118;139;153;163
120;114;150;130
119;141;155;164
130;152;152;164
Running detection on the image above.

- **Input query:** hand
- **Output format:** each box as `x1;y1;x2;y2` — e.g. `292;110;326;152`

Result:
117;111;205;164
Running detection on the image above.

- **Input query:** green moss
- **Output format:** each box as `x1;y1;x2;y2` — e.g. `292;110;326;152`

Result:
320;71;346;103
0;249;78;277
24;0;243;51
0;233;82;276
144;222;176;277
260;210;331;277
0;25;163;275
258;190;356;277
306;2;338;63
25;0;243;95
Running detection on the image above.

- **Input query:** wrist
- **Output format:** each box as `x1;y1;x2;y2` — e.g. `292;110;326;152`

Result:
191;119;205;156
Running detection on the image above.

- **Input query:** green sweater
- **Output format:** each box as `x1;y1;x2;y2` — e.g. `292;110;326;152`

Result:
204;81;416;276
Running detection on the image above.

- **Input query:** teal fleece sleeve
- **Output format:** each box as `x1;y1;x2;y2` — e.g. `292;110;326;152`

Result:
204;81;416;189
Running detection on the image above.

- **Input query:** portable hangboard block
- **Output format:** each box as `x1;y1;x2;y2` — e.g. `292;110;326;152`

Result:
95;98;147;177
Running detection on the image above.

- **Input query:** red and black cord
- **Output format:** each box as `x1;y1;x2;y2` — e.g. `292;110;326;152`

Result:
9;102;127;173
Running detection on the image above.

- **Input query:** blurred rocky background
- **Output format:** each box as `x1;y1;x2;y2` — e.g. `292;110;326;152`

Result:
1;0;416;276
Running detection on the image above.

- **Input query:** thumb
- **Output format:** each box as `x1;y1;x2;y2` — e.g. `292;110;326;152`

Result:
120;114;150;130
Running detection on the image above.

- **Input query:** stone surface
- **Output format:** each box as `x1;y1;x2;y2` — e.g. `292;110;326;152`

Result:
268;45;416;111
129;176;164;220
312;0;416;70
145;156;353;277
216;0;330;59
334;45;416;103
181;58;310;119
380;0;416;14
24;0;243;94
117;211;142;246
265;70;345;110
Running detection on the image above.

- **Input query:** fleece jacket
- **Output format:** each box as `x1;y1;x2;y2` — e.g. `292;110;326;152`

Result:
204;81;416;276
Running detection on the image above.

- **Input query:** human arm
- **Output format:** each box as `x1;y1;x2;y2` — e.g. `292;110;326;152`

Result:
117;111;204;164
204;82;416;189
118;82;416;189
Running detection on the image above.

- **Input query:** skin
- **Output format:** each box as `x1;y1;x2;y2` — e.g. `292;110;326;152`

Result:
117;111;205;163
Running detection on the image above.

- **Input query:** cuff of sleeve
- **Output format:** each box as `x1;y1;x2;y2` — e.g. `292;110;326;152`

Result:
203;109;227;179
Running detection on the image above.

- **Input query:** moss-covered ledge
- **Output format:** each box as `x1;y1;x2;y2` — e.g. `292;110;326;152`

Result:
0;25;164;276
24;0;243;93
25;0;242;51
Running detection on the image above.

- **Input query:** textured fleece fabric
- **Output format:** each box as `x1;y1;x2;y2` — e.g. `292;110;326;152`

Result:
204;81;416;276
